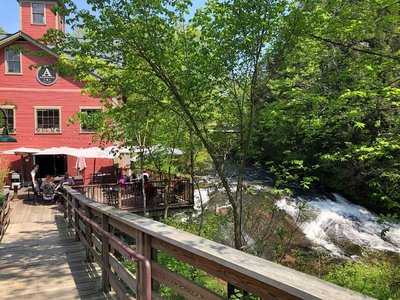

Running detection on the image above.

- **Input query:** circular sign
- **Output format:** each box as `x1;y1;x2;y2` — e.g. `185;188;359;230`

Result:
37;65;57;86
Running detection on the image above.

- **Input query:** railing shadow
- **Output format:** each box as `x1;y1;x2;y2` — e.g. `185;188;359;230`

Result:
54;213;108;299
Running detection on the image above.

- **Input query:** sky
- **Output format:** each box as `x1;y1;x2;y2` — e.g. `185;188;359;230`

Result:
0;0;206;34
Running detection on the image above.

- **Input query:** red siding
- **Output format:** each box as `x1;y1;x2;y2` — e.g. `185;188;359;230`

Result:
0;40;112;183
0;42;82;89
20;1;63;40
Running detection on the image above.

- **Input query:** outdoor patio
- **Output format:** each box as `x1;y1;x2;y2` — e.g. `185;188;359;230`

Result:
73;178;194;214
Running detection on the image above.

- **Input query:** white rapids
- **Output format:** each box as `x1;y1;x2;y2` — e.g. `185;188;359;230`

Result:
276;194;400;256
194;188;211;211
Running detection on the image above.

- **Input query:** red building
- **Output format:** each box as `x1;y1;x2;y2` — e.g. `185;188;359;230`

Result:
0;0;112;183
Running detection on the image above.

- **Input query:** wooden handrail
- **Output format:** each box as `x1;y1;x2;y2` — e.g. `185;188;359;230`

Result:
63;186;371;300
74;206;152;299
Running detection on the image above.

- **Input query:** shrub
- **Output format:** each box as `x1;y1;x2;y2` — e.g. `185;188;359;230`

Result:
325;260;400;299
0;158;8;192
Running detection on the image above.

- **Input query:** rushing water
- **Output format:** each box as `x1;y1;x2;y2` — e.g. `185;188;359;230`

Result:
276;194;400;256
194;188;211;211
193;170;400;257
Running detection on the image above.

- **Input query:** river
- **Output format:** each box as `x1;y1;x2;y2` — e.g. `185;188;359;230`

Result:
194;179;400;257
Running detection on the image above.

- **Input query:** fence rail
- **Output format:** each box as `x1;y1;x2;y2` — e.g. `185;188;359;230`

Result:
62;186;371;300
73;179;193;213
0;192;11;242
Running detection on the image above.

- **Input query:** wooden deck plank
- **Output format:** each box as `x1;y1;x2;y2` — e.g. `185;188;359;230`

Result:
0;199;107;300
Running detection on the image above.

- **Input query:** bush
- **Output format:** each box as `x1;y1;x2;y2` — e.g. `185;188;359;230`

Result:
0;158;8;192
325;260;400;299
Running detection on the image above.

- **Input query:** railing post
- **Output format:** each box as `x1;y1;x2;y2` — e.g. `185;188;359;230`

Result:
63;194;67;220
73;197;80;241
67;195;73;228
13;185;18;199
228;283;249;299
85;206;93;262
227;283;235;299
101;214;111;292
137;231;152;300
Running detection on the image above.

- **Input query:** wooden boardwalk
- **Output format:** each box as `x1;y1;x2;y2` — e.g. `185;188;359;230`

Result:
0;198;110;300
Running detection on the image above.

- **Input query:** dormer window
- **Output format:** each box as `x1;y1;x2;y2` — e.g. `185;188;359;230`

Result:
32;3;45;25
5;47;22;74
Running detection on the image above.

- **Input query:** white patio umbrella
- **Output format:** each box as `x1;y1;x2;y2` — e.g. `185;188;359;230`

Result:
104;145;142;157
2;147;41;155
72;147;115;179
2;147;42;182
34;146;115;177
34;146;79;157
34;146;115;159
78;147;115;159
148;145;184;156
75;156;87;172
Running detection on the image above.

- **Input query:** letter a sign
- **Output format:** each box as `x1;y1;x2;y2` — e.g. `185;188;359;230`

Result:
37;65;57;85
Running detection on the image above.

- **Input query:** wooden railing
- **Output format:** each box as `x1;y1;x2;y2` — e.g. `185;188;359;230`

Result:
0;192;11;242
63;186;371;300
73;179;194;212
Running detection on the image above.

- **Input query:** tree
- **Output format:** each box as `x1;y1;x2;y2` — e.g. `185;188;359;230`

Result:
254;0;400;213
52;0;290;249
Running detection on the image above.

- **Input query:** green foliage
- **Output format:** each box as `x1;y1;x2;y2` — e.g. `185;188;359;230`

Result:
157;250;227;299
325;260;400;300
46;0;296;250
0;159;8;193
159;213;263;299
164;212;229;242
42;1;400;296
254;0;400;214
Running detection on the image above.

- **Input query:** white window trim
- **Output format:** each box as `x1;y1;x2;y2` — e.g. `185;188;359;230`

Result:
79;106;102;133
4;47;23;75
0;105;16;134
34;106;62;134
31;2;47;25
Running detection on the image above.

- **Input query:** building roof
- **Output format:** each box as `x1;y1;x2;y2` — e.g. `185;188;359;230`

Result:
0;34;12;41
17;0;62;3
16;0;66;8
0;31;58;58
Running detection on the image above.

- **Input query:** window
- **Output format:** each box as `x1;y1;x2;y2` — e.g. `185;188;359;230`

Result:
80;108;101;133
35;108;61;133
32;3;45;24
5;48;21;74
0;108;15;133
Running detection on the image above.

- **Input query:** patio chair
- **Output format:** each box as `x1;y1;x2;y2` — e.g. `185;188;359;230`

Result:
102;186;119;207
41;180;56;204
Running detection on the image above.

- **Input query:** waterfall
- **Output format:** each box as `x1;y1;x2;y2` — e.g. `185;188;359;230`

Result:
276;194;400;256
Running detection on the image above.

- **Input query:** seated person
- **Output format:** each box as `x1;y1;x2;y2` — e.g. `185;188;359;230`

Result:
41;175;56;202
59;173;75;187
118;173;128;188
144;175;157;204
173;180;185;194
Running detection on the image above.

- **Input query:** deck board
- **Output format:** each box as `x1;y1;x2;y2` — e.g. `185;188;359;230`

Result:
0;198;110;300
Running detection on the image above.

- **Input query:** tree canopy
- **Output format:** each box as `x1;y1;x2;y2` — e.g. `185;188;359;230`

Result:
50;0;400;227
